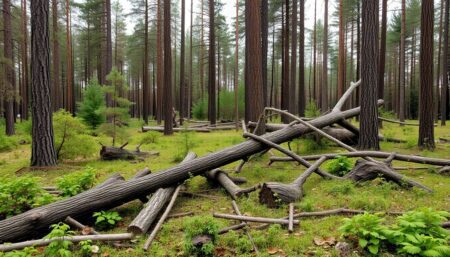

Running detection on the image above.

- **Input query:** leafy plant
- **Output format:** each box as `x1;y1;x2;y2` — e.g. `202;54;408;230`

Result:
0;247;38;257
79;240;96;256
0;177;54;218
192;97;208;120
0;133;18;152
326;156;353;176
183;216;219;257
77;80;106;129
44;223;75;257
340;213;389;255
139;131;160;145
56;167;96;197
305;100;321;118
93;210;122;230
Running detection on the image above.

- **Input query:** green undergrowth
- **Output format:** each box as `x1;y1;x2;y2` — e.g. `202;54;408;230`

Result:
0;119;449;256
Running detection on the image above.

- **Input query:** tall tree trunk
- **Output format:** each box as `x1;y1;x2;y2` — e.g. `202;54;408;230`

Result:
31;0;58;166
298;0;305;116
200;0;205;100
65;0;73;114
179;0;186;124
245;0;264;123
163;0;173;135
20;0;29;120
359;0;379;150
321;0;328;112
418;0;435;149
234;0;239;128
189;0;193;119
378;0;387;104
441;0;449;125
399;0;406;123
435;0;444;122
3;0;15;135
143;0;149;124
281;0;290;123
51;0;60;112
312;0;317;105
261;0;268;107
156;0;163;124
105;0;112;78
289;0;297;114
208;0;216;125
337;0;345;100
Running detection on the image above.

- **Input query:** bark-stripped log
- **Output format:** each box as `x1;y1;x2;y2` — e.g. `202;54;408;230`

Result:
268;151;450;167
0;96;380;243
128;153;196;235
204;169;258;199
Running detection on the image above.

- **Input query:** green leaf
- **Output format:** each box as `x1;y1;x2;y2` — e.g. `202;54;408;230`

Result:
367;245;379;255
402;245;421;254
359;238;368;248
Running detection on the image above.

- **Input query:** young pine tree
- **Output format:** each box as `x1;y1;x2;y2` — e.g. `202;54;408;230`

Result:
77;80;106;129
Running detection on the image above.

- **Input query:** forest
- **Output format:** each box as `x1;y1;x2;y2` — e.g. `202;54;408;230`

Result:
0;0;449;256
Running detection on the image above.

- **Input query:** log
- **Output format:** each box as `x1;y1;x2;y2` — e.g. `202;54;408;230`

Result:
213;213;300;225
218;223;247;234
204;169;258;199
143;185;182;250
142;126;211;133
0;88;379;243
288;203;294;233
0;233;134;252
99;146;156;161
378;117;438;126
268;151;450;167
438;166;450;175
128;153;196;235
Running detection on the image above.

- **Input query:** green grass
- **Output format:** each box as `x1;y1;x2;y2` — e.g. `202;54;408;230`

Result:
0;119;449;256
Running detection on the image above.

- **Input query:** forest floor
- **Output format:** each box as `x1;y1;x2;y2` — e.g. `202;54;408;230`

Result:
0;119;449;257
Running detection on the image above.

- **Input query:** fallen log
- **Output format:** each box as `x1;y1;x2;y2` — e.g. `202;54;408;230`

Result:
99;145;157;161
143;185;183;250
288;203;294;233
268;151;450;167
128;153;196;235
0;85;379;243
205;169;258;199
378;117;438;126
213;213;300;225
0;233;134;252
142;126;211;133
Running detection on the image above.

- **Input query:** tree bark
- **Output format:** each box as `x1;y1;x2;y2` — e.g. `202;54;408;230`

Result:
163;0;173;135
52;0;61;112
208;0;216;125
440;0;449;125
337;0;345;99
143;0;149;124
20;0;29;120
3;0;15;136
298;0;305;116
65;0;73;114
179;0;186;124
399;0;406;123
31;0;58;167
261;0;268;107
289;0;297;114
156;0;163;124
359;0;380;150
281;0;290;123
378;0;387;108
321;0;329;112
418;0;435;149
234;0;239;128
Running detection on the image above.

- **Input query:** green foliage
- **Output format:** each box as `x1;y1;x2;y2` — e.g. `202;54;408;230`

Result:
326;156;353;176
340;209;450;256
183;216;219;257
100;68;133;146
77;80;106;129
340;213;388;255
300;137;326;153
139;131;160;145
79;240;95;257
53;110;97;160
0;177;55;219
192;97;208;120
174;127;196;162
0;247;37;257
44;223;75;257
56;167;96;197
305;100;321;118
378;107;396;119
93;210;122;230
326;181;355;195
0;133;18;152
217;85;245;120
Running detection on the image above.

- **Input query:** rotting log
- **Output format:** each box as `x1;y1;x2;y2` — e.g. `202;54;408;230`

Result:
142;126;211;133
268;151;450;167
0;90;380;243
100;145;158;161
0;234;134;252
213;213;300;225
205;169;258;199
128;153;196;235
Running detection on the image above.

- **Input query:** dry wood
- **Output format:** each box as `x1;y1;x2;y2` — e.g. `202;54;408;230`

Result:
142;126;211;133
213;213;299;225
205;169;258;199
100;146;156;161
268;151;450;167
0;234;134;252
65;216;99;235
0;87;378;243
180;191;223;200
167;211;194;219
378;117;437;127
438;166;450;175
143;185;182;250
288;203;294;233
231;201;258;253
218;223;247;234
128;153;196;235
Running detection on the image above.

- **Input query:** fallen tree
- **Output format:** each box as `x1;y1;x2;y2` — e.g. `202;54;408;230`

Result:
142;126;211;133
100;143;158;161
204;169;259;199
0;82;382;243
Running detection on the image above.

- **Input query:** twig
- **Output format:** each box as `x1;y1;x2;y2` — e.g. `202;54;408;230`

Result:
167;211;194;219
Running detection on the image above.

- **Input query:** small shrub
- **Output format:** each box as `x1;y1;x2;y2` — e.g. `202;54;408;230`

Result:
326;156;353;177
174;127;196;162
77;80;106;129
79;240;96;257
305;100;321;118
0;247;37;257
0;133;18;152
93;210;122;230
0;177;53;218
140;131;160;145
56;167;96;197
192;97;207;120
44;223;75;257
183;216;219;257
326;181;355;195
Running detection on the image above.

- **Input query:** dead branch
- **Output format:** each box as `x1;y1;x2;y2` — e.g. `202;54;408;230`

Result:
213;213;299;225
